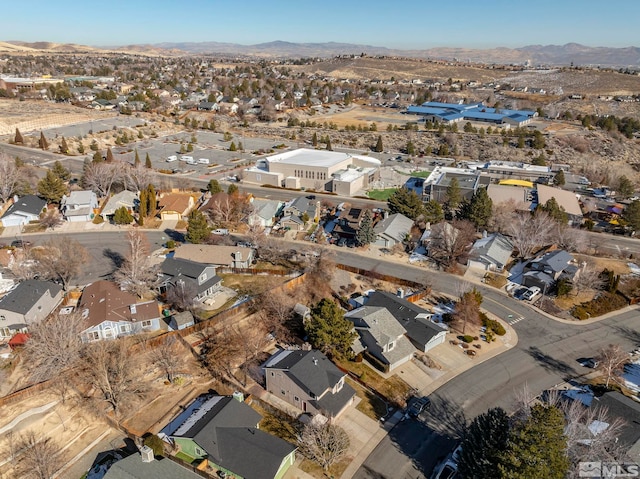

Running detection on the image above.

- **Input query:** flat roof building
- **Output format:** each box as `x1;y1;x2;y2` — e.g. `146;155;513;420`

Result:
406;101;537;127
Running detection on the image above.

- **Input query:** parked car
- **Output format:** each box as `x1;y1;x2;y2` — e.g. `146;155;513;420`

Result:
212;229;229;236
337;238;347;247
407;396;431;418
522;286;541;301
180;155;194;163
11;240;32;248
166;155;178;162
198;158;210;164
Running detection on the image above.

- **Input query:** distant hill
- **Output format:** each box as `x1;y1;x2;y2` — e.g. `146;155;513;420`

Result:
1;39;639;67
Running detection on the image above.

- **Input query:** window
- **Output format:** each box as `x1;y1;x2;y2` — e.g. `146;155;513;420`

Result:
0;327;10;338
270;371;275;376
294;396;300;402
85;331;99;341
256;173;261;181
119;324;130;333
388;341;395;351
200;272;207;282
336;379;344;392
194;447;204;456
141;320;152;328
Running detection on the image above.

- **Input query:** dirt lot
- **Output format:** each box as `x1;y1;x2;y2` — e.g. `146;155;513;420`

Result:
313;103;411;129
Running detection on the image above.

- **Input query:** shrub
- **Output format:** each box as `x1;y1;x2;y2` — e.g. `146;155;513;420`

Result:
571;292;628;319
143;434;164;457
462;335;474;343
165;240;176;249
92;215;104;224
480;312;506;335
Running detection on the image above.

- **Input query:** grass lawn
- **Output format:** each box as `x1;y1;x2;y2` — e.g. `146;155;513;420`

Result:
174;451;194;463
398;170;431;178
367;188;397;201
347;378;388;420
337;359;412;407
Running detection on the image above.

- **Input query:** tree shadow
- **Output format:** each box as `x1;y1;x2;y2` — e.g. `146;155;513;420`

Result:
527;346;577;378
164;228;185;243
611;325;640;345
103;248;125;268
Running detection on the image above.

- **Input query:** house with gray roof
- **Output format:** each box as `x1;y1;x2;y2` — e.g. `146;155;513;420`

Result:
103;451;202;479
467;233;514;272
345;305;415;371
373;212;413;248
159;257;222;303
365;291;448;353
283;196;320;222
263;349;355;419
162;394;296;479
0;280;63;340
100;190;138;219
523;249;578;290
61;190;98;222
0;195;47;227
248;198;283;228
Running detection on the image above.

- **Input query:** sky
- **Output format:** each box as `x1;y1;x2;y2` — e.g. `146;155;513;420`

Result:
3;0;639;49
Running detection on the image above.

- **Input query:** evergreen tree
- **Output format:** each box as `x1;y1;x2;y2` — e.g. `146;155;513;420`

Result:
499;405;569;479
229;141;237;152
312;131;318;147
37;170;67;203
517;135;525;149
113;206;133;225
406;140;416;156
146;184;157;217
374;135;383;153
457;408;510;479
59;136;69;154
387;188;424;220
186;209;212;244
423;200;444;224
208;179;223;194
355;209;376;246
532;130;546;150
623;199;640;231
14;128;23;144
238;141;243;152
145;153;152;169
326;138;332;151
617;175;635;199
39;131;49;150
458;187;493;228
305;299;357;360
51;160;71;181
134;149;141;167
106;148;114;163
438;143;449;156
227;183;239;195
532;153;546;166
445;177;462;212
138;189;148;219
538;197;568;224
92;150;103;163
553;170;565;186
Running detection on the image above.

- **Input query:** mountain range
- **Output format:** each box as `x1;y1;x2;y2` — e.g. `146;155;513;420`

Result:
2;40;639;67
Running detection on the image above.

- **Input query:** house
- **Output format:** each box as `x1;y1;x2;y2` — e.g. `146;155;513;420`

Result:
0;195;47;227
248;198;283;228
467;233;514;272
277;214;305;231
345;306;415;371
283;196;320;222
78;281;163;342
173;244;255;269
293;303;311;321
0;280;64;340
103;449;203;479
333;207;367;241
198;101;219;111
535;184;583;225
365;291;448;353
263;349;356;419
373;213;413;248
163;394;296;479
100;190;138;220
591;391;640;455
61;190;99;222
523;249;578;290
159;257;222;302
169;311;195;331
158;192;196;221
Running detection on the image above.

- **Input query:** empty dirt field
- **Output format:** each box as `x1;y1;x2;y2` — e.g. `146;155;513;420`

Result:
314;104;412;128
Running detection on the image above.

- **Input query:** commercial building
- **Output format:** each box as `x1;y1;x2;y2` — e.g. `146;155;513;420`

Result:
243;148;381;196
422;166;490;203
406;101;537;127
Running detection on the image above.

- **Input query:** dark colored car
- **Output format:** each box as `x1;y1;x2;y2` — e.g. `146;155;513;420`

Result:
408;396;431;417
11;240;32;248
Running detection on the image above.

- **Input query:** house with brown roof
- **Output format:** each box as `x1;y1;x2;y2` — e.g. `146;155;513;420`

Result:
535;184;583;225
78;280;163;342
158;192;197;221
174;244;255;269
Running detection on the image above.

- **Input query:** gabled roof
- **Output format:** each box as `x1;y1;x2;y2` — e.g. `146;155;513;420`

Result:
251;199;282;221
103;453;203;479
62;190;95;206
264;349;344;398
530;249;574;273
536;184;583;217
1;195;46;218
374;213;413;243
0;279;62;314
469;233;514;267
345;306;406;346
287;196;318;217
158;192;194;214
160;257;222;296
78;280;161;327
174;245;253;266
101;190;138;216
593;391;640;448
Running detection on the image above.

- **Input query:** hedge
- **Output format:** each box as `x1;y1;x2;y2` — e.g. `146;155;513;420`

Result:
571;292;628;320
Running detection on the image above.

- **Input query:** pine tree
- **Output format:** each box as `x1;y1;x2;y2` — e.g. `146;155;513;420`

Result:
457;408;510;479
387;187;424;220
229;141;237;151
37;170;67;203
374;135;383;153
93;151;103;163
134;149;141;167
553;170;565;186
538;197;568;224
138;189;148;219
145;153;152;169
113;206;133;225
423;200;444;224
445;177;462;212
238;141;243;152
312;131;318;147
186;209;212;244
227;184;238;195
14;128;23;144
208;179;222;194
326;138;332;151
106;148;114;163
617;174;634;199
39;132;49;150
59;136;69;154
458;187;493;228
146;184;157;217
406;140;416;155
305;299;357;360
355;209;376;246
51;160;71;181
623;199;640;231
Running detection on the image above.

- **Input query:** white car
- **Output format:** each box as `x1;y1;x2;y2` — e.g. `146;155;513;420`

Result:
522;286;541;301
180;155;194;163
198;158;210;164
166;155;178;162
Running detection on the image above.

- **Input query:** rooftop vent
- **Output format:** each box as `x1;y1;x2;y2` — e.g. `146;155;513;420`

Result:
140;445;154;463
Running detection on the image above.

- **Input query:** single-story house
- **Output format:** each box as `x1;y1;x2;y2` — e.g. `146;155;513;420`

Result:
467;233;514;272
78;280;163;342
61;190;99;222
169;311;195;331
373;213;413;248
345;306;415;371
103;449;203;479
100;190;138;219
173;244;255;269
163;394;296;479
283;197;320;222
248;198;283;228
535;184;583;225
159;257;222;302
0;195;47;227
0;280;64;340
158;192;196;221
263;349;356;419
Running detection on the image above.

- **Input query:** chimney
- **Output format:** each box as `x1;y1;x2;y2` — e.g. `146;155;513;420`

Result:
313;358;318;366
397;288;404;299
130;304;137;315
232;391;244;402
13;195;19;203
140;445;154;463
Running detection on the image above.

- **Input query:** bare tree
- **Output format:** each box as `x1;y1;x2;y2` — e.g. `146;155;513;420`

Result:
297;422;350;471
257;288;296;341
553;224;588;253
113;230;159;298
0;153;22;204
198;324;241;381
508;211;555;259
81;339;148;417
596;344;628;389
165;279;197;312
573;263;605;294
23;312;85;383
453;288;482;334
429;220;476;267
33;237;89;290
123;163;153;192
38;208;63;230
14;431;64;479
7;247;39;280
148;336;185;383
82;161;123;198
489;200;519;234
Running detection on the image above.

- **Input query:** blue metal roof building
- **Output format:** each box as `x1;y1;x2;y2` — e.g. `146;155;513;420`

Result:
405;101;537;127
